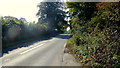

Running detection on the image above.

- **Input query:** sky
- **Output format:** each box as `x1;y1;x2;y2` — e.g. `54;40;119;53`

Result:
1;0;117;22
0;0;43;22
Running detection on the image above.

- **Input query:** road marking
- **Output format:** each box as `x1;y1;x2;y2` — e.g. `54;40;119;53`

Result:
49;40;52;41
4;59;10;62
43;41;47;43
64;43;67;48
49;38;55;41
20;44;44;55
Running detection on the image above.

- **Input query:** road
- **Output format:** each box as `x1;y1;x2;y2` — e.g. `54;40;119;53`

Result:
1;34;70;66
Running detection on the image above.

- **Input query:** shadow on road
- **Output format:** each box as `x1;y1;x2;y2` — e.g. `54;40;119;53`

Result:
1;34;70;56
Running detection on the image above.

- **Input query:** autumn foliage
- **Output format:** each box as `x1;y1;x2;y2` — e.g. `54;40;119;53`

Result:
66;2;120;67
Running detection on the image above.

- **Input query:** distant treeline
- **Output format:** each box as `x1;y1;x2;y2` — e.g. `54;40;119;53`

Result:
1;16;57;49
1;2;68;49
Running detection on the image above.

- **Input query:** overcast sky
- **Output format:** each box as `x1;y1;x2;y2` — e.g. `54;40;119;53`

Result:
0;0;43;22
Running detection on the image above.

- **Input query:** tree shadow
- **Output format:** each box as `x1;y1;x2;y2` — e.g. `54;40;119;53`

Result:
1;34;70;57
2;37;52;56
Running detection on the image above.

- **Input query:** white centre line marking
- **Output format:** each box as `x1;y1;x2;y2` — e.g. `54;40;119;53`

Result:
50;40;52;41
20;44;44;55
43;41;47;43
4;59;10;62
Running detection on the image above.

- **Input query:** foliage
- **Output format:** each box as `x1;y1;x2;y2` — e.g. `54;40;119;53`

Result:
36;2;68;32
1;16;49;49
1;2;69;49
66;2;120;67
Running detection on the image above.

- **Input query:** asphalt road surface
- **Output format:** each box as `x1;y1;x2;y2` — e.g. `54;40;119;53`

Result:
1;34;70;66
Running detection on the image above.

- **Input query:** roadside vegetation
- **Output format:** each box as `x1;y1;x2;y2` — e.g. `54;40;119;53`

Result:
1;1;120;67
66;2;120;67
1;16;49;49
1;2;68;49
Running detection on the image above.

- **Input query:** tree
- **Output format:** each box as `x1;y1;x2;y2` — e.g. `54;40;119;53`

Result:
36;2;68;32
66;2;120;67
66;2;96;34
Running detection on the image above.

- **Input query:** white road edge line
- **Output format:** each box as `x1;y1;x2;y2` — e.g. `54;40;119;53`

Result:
20;44;44;55
64;43;67;48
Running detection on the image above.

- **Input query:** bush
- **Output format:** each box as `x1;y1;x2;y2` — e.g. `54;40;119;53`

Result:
66;28;120;67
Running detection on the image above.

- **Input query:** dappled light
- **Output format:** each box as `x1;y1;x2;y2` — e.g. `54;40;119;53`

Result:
0;0;119;67
66;2;120;67
1;2;68;51
7;25;21;41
